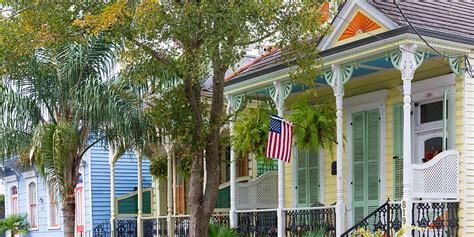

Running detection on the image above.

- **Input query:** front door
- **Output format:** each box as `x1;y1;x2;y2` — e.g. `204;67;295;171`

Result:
352;109;380;223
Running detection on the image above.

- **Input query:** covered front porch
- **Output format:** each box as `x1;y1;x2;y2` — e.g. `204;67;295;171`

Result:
222;33;467;236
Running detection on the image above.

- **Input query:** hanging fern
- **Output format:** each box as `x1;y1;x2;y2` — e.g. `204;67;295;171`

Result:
287;98;336;151
232;103;275;159
150;158;168;180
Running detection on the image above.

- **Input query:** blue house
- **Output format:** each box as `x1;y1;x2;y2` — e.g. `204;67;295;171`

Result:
1;143;152;237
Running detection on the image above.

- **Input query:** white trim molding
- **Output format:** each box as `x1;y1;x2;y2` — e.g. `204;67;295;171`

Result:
396;73;455;101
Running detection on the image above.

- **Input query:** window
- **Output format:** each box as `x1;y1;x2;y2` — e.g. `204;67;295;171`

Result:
75;174;84;237
28;182;38;229
10;186;18;214
48;182;59;228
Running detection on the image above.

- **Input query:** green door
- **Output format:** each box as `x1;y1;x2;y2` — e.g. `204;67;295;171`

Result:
352;109;380;223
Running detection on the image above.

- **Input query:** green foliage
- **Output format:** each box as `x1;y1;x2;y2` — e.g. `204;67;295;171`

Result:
0;214;29;237
287;97;336;151
232;104;275;159
304;225;327;237
150;158;167;180
208;223;238;237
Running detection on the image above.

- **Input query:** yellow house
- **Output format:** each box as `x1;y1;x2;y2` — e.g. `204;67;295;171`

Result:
224;1;473;236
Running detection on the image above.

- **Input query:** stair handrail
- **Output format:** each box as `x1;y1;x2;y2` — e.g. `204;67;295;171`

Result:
341;200;391;237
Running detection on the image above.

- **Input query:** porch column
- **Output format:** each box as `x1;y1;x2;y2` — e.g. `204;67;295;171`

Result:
109;160;116;237
164;138;175;237
393;43;423;231
136;150;143;237
271;80;291;237
229;118;237;228
326;64;346;236
226;94;246;228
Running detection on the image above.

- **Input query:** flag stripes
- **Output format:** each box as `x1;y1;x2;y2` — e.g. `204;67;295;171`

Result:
265;114;293;163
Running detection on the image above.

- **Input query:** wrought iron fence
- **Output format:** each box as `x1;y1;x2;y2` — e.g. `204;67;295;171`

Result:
93;222;111;237
174;215;190;237
236;209;278;236
155;217;168;237
143;218;155;237
284;206;336;237
211;214;231;227
412;201;459;237
341;200;402;237
115;219;137;237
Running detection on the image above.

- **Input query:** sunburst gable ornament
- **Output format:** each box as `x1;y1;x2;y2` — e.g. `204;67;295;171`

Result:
338;11;381;41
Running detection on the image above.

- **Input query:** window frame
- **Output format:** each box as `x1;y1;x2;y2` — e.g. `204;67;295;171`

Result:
10;185;18;215
75;183;84;235
27;181;38;230
47;181;60;229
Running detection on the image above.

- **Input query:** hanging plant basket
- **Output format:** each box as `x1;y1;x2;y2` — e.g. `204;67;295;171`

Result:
150;157;168;180
232;103;275;159
287;98;337;151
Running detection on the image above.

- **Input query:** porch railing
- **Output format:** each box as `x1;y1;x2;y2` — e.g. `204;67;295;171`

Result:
284;206;336;237
411;200;460;237
236;209;278;236
412;150;459;199
341;200;402;237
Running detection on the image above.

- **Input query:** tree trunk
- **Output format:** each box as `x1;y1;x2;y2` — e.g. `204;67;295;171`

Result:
187;66;227;237
63;184;76;237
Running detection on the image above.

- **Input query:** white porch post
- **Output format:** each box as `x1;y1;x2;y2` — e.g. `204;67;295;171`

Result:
109;158;116;237
229;119;238;227
271;80;288;237
164;138;175;237
391;44;423;231
136;150;143;237
327;64;346;236
226;94;246;228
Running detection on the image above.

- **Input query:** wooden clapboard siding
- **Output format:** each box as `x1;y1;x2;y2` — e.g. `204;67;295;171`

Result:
90;144;152;227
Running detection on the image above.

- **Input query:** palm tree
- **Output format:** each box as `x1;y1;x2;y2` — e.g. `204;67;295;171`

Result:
0;214;29;237
0;36;143;237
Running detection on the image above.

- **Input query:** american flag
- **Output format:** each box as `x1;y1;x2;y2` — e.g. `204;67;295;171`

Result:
265;114;293;163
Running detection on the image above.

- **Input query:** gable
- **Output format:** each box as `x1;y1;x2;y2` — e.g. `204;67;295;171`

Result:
338;10;382;41
319;1;398;51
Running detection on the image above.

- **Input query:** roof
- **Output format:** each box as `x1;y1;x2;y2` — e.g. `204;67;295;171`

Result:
225;1;474;85
369;1;474;39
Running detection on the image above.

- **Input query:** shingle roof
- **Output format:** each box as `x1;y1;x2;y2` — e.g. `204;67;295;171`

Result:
369;1;474;39
225;1;474;84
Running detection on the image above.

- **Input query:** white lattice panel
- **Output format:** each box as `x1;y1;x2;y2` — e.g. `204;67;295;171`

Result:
236;171;278;209
412;150;459;199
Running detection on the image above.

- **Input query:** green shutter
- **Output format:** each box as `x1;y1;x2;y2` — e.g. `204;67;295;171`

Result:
352;109;380;223
297;148;307;206
308;149;319;205
393;105;403;201
352;112;366;222
366;109;380;211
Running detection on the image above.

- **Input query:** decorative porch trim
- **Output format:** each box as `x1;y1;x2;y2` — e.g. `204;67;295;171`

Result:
449;57;462;76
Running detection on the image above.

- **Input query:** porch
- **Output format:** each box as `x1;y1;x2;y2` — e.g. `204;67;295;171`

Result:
220;31;468;235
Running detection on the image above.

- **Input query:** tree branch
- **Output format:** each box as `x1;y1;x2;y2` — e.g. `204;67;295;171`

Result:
128;37;170;65
78;135;105;159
